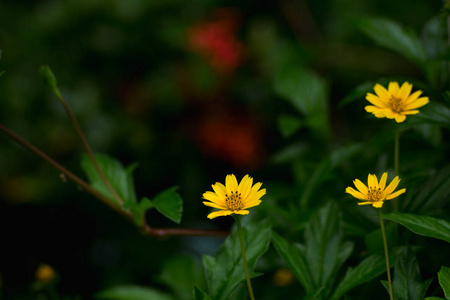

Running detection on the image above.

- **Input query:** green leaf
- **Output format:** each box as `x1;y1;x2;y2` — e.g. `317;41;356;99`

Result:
95;285;174;300
159;255;204;300
330;248;402;300
273;66;329;138
413;102;450;129
303;287;325;300
356;17;427;66
272;232;314;294
194;286;213;300
203;219;271;300
277;114;303;138
39;65;63;99
81;153;138;205
304;202;354;292
438;266;450;299
365;224;398;253
123;197;153;226
389;248;432;300
425;297;445;300
152;187;183;224
383;213;450;243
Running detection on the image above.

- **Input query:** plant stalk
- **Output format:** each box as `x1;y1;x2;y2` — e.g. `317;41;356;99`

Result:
393;129;399;212
378;209;393;300
235;216;255;300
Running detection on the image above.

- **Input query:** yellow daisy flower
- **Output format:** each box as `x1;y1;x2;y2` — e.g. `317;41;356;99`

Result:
202;174;265;219
345;172;406;208
365;81;429;123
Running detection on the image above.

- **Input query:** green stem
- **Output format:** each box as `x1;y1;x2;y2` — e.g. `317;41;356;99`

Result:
235;216;255;300
393;129;399;212
378;209;393;300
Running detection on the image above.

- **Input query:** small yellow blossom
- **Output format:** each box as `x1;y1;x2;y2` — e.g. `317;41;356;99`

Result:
35;264;56;284
365;81;429;123
346;172;406;208
202;174;265;219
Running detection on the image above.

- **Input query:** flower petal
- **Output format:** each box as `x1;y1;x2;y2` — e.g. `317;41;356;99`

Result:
212;183;226;199
242;200;261;209
374;84;391;100
207;210;234;219
203;201;227;209
202;191;223;204
368;174;377;189
372;201;384;208
398;82;412;100
394;113;406;123
353;179;368;194
357;201;373;205
365;105;380;112
403;97;429;110
379;172;388;191
383;176;400;198
238;175;253;199
386;188;406;200
403;110;420;115
225;174;238;195
366;93;387;107
246;182;263;202
346;187;367;200
388;82;399;96
234;210;250;216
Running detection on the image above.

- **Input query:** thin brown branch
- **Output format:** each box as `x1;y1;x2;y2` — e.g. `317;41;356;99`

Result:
0;122;228;237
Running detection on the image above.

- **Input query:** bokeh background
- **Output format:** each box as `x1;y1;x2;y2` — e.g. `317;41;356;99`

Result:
0;0;447;299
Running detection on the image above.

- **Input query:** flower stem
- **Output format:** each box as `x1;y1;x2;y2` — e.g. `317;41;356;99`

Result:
378;209;393;300
393;129;400;212
235;216;255;300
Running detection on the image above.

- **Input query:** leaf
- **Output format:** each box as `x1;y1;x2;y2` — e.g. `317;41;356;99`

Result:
303;287;325;300
194;286;213;300
272;232;314;294
383;213;450;243
330;248;403;300
152;187;183;224
81;153;138;205
273;66;329;138
413;102;450;129
356;17;427;66
438;266;450;299
203;219;271;300
95;285;174;300
389;248;432;300
304;202;354;292
339;81;375;107
278;114;304;138
123;197;153;226
159;255;204;300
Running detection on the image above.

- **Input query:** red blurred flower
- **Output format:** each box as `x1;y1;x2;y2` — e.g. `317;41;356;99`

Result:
188;9;243;73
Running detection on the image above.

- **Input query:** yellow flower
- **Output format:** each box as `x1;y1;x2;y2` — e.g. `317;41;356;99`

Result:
345;172;406;208
365;81;429;123
35;264;56;284
202;174;265;219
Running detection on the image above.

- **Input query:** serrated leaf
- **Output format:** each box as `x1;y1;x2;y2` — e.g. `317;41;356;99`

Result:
390;248;432;300
356;17;427;66
123;197;153;226
383;213;450;243
80;153;138;204
272;232;314;294
95;285;174;300
152;187;183;224
273;66;329;138
438;266;450;299
330;248;403;300
203;219;271;300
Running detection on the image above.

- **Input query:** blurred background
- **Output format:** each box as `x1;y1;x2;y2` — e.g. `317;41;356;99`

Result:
0;0;446;299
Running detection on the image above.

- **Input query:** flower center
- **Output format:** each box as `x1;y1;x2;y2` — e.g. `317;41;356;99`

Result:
225;191;243;211
367;186;383;201
389;96;403;113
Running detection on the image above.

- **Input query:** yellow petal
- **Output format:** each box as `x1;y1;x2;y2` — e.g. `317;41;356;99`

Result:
246;182;263;202
225;174;238;195
383;176;400;197
203;201;227;209
394;113;406;123
357;201;373;205
346;187;367;200
374;84;391;100
388;82;399;96
243;200;261;209
366;93;387;107
386;188;406;200
403;110;420;115
207;210;234;219
234;210;250;216
368;174;377;189
372;201;384;208
398;82;412;100
202;191;223;204
365;105;380;112
403;97;429;110
238;175;253;199
212;183;226;199
353;179;368;194
404;90;422;106
384;109;395;119
379;172;388;191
